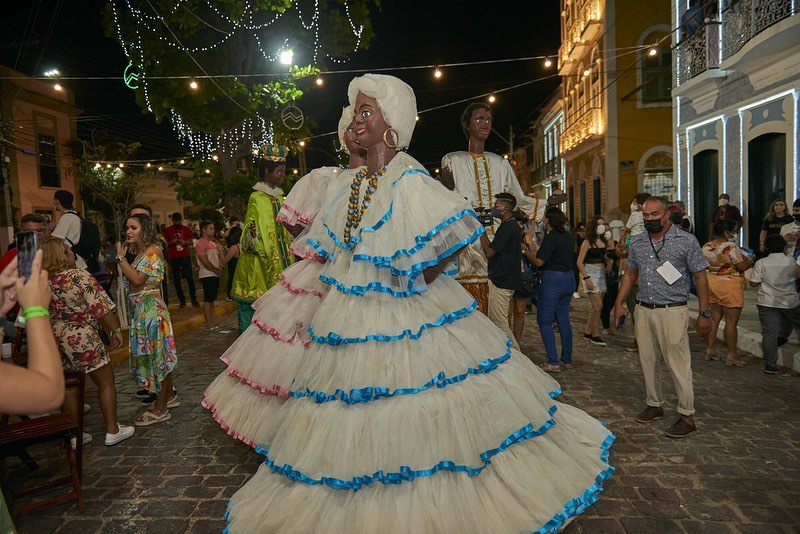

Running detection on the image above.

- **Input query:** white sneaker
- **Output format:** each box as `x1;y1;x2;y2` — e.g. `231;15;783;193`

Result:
70;432;93;449
105;424;135;446
573;292;581;299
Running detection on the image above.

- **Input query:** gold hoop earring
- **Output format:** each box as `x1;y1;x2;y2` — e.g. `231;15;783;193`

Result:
382;128;398;149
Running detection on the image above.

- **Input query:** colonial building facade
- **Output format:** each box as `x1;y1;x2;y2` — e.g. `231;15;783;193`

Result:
673;0;800;247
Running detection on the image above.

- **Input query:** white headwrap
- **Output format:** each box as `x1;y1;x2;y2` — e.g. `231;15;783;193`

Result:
337;105;354;154
347;74;417;150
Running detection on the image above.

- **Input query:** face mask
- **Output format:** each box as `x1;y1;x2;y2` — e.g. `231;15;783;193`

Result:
718;198;729;206
630;202;639;212
644;219;664;234
604;231;612;240
596;224;606;235
491;207;502;218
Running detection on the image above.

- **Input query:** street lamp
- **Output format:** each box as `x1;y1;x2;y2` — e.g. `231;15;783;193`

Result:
279;49;294;65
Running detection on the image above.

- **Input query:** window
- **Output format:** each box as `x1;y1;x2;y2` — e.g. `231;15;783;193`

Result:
568;185;575;223
593;178;601;215
579;182;587;223
642;45;671;103
37;135;60;188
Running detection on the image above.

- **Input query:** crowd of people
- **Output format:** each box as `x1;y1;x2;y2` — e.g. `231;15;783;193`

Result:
3;71;799;533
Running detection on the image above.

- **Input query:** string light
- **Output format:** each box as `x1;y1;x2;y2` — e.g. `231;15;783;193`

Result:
298;140;306;147
158;166;164;171
583;68;590;77
648;47;658;56
315;76;323;86
118;163;125;168
179;159;185;165
434;66;442;79
488;94;496;103
544;57;553;68
211;154;218;161
53;83;63;91
279;49;294;65
205;169;211;174
189;79;198;90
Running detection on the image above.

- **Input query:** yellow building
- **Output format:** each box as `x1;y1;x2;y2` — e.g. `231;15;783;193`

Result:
559;0;673;223
0;65;81;249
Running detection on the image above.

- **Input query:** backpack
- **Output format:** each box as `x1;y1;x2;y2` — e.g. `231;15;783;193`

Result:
65;211;101;271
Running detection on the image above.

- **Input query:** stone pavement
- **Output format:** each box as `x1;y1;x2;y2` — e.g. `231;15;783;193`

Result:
7;295;800;533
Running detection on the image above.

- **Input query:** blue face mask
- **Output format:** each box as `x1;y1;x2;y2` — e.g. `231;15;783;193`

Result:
491;207;503;218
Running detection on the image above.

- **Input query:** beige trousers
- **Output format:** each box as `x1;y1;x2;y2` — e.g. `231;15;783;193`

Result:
487;280;520;350
634;305;695;415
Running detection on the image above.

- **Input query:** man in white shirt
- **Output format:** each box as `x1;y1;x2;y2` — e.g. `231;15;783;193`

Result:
51;189;87;269
779;198;800;255
749;234;800;374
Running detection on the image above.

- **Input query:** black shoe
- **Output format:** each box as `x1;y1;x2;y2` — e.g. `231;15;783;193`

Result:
777;337;789;347
589;336;607;346
664;417;697;438
764;365;779;375
635;405;664;424
135;389;151;399
140;393;158;406
191;301;201;307
583;333;593;341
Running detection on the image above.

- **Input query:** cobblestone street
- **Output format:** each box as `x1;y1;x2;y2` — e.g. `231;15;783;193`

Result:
8;296;800;533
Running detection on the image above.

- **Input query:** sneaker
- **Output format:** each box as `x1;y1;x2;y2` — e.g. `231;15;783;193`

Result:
763;365;779;375
635;405;664;424
105;424;135;446
573;292;581;299
589;336;607;346
583;333;593;341
625;341;639;352
70;432;93;449
664;417;697;438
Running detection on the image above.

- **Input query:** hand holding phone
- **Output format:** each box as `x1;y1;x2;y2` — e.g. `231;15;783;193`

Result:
616;314;627;330
16;231;38;282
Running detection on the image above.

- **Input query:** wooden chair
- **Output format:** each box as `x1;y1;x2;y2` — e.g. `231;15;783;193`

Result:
0;370;86;519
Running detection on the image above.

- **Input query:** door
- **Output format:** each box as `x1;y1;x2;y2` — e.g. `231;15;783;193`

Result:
748;133;786;251
693;149;718;246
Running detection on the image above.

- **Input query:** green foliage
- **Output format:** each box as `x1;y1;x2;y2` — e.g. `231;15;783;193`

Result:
171;160;254;210
103;0;376;157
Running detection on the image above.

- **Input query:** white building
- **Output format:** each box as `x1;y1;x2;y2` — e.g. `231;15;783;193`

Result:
673;0;800;247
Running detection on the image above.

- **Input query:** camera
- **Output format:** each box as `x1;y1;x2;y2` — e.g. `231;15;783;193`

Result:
475;207;494;227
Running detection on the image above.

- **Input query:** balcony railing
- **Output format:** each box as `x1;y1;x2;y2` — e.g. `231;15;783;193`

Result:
558;0;602;72
676;22;721;85
561;108;602;153
722;0;795;59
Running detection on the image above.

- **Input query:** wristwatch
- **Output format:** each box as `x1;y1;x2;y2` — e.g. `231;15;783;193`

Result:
699;310;712;318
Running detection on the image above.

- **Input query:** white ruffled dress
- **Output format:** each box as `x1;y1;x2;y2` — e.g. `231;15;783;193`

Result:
204;152;615;533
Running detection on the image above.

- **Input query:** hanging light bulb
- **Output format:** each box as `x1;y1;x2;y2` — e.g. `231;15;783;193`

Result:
315;76;323;86
212;154;218;161
434;66;442;79
179;159;185;165
298;140;306;147
53;82;63;91
279;49;294;65
583;68;590;77
488;94;496;103
118;163;125;168
648;46;658;56
205;168;211;174
544;57;552;68
158;166;164;171
190;79;199;90
146;163;152;168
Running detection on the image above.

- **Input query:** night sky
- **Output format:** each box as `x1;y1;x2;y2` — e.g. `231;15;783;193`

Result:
2;1;561;171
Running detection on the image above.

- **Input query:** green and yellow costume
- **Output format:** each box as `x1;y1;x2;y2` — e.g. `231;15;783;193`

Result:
231;181;294;333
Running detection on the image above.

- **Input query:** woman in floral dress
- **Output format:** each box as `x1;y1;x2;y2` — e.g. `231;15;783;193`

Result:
118;214;178;426
41;237;135;446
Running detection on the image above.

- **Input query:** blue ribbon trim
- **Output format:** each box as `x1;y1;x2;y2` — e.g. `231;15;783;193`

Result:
532;434;616;534
322;167;431;252
318;273;426;298
288;341;514;404
254;404;561;492
308;300;478;345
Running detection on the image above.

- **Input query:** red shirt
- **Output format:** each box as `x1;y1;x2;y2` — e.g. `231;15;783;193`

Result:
163;224;193;259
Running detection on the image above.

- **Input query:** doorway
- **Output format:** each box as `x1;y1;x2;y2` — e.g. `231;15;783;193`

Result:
693;149;719;246
747;133;786;251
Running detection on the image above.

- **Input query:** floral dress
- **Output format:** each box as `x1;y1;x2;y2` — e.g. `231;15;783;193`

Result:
48;268;115;373
125;252;177;393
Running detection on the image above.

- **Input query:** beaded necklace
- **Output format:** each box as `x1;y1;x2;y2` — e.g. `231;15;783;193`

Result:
343;166;386;244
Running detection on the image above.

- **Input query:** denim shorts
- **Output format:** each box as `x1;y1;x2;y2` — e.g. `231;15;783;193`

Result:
584;264;607;294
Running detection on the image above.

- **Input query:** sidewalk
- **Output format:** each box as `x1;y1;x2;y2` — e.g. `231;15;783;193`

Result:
687;284;800;373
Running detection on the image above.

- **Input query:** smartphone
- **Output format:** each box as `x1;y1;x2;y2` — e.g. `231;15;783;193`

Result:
616;314;627;330
16;230;38;282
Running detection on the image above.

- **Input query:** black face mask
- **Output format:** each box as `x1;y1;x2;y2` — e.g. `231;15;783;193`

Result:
644;218;664;234
794;214;800;223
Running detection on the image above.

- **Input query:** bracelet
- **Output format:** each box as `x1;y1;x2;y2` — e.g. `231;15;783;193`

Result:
116;256;126;263
583;276;591;280
18;306;50;326
110;327;122;334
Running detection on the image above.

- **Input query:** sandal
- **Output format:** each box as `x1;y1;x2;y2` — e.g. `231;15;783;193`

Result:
539;362;561;372
134;410;171;427
167;396;180;409
704;348;719;361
